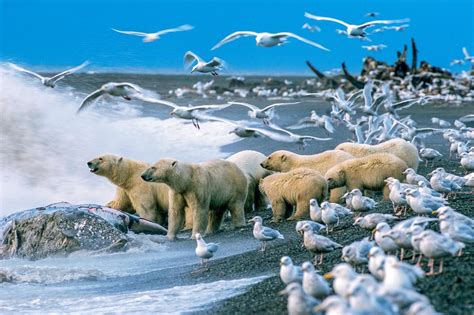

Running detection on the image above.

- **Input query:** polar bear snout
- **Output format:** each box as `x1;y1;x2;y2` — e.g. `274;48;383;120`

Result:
141;169;153;182
87;160;99;173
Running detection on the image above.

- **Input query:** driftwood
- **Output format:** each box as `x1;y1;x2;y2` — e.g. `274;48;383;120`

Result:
342;62;365;89
306;61;339;89
411;38;418;74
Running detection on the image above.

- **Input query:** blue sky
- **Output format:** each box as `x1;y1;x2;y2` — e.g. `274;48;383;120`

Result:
1;0;473;74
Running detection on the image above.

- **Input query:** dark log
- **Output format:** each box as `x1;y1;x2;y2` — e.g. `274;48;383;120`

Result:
306;61;339;89
411;38;418;74
341;62;365;89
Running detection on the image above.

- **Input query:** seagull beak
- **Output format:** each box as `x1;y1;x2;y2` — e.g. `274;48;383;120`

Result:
278;289;287;296
247;219;254;223
432;210;438;215
323;272;333;280
427;171;433;176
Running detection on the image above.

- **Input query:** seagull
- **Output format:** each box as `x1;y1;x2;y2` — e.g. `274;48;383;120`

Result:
428;169;462;196
419;148;442;167
385;178;409;214
304;13;409;39
301;262;331;299
450;59;465;66
140;96;230;129
248;216;284;252
287;110;335;134
402;168;429;186
184;51;224;76
302;223;342;265
433;206;474;228
368;247;386;280
437;212;474;245
211;31;330;51
321;202;340;233
112;24;193;42
302;23;321;32
280;256;303;285
266;123;332;149
353;213;398;231
362;44;387;51
9;61;89;88
194;233;219;267
413;230;464;275
361;80;385;116
374;222;399;254
383;24;410;32
365;12;380;18
341;237;373;269
323;263;358;299
460;152;474;172
462;47;474;62
295;220;326;235
309;199;323;223
382;256;424;290
77;82;141;113
349;189;377;213
227;101;301;125
405;189;447;215
279;283;320;315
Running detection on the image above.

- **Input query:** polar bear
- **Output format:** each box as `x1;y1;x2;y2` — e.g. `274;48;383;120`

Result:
226;150;272;212
141;158;248;240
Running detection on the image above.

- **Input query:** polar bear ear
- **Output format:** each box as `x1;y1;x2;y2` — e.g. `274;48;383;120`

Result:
171;160;178;167
280;155;287;162
118;157;123;163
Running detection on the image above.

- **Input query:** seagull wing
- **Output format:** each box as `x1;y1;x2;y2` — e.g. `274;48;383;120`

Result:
246;127;292;142
77;89;106;113
261;101;301;112
301;135;333;141
261;226;282;239
227;101;259;111
136;95;178;108
50;61;89;82
191;104;231;112
204;115;239;126
8;63;45;81
275;32;330;51
184;51;201;67
211;31;259;50
206;57;224;67
154;24;194;36
115;82;141;92
358;19;410;30
323;116;336;133
462;47;471;59
287;117;316;130
304;13;350;28
112;29;149;37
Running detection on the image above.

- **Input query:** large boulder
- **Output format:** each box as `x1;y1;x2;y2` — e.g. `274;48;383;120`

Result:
0;202;129;260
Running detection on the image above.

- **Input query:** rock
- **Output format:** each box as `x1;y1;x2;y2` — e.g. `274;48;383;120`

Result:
0;202;129;260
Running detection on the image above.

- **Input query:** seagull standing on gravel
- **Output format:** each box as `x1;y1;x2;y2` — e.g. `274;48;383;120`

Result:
419;148;442;167
403;168;429;186
248;216;284;252
112;24;193;42
353;213;398;231
77;82;141;113
184;51;224;76
382;256;424;289
301;261;331;299
9;61;89;88
374;223;399;254
309;199;323;223
302;223;342;265
280;256;303;285
368;247;386;280
194;233;219;267
460;152;474;172
228;101;300;125
428;169;463;196
304;13;409;39
211;31;330;51
405;189;447;215
323;264;358;299
412;230;464;275
295;220;326;235
349;189;377;213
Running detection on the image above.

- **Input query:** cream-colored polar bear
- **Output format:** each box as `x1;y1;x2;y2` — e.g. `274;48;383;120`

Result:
87;154;169;225
260;150;354;202
259;168;328;222
226;150;272;212
335;138;420;170
324;153;407;198
141;158;247;240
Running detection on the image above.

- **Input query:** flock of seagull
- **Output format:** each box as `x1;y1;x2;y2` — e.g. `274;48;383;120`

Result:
193;130;473;315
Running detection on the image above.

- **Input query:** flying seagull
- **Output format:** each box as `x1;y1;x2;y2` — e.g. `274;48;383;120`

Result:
112;24;193;42
462;47;474;62
211;31;329;51
77;82;141;113
184;51;224;76
9;61;89;88
304;13;409;38
227;101;301;124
